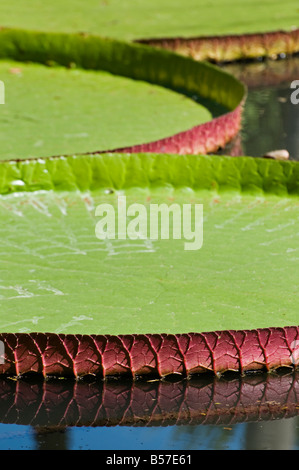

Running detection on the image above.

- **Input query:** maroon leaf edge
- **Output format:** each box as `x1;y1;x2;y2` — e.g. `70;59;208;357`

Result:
0;326;298;379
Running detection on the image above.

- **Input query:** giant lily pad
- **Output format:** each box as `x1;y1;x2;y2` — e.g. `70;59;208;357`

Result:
0;59;212;160
0;28;245;156
0;0;297;40
0;0;298;61
0;153;298;377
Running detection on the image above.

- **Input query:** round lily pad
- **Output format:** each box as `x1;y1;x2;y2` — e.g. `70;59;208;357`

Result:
0;60;212;160
0;28;245;158
0;0;297;40
1;0;298;61
0;153;298;377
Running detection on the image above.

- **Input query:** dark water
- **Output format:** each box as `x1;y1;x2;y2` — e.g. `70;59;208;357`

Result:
1;57;299;452
241;84;299;160
225;56;299;160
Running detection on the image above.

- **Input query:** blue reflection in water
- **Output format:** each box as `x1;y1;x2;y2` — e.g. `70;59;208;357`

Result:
65;423;247;450
0;422;246;450
0;424;36;450
0;419;298;450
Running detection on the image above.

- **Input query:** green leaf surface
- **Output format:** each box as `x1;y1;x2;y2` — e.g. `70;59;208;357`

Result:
0;59;211;160
0;29;245;160
0;0;298;40
0;153;298;335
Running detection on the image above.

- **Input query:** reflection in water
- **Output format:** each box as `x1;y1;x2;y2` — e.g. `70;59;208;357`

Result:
1;416;297;450
0;371;298;428
170;417;299;450
245;420;297;450
224;55;299;90
0;371;299;438
241;85;299;161
222;56;299;161
33;426;69;451
1;371;299;450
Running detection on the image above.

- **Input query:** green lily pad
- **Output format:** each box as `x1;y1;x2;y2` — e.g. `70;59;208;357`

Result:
0;0;297;40
0;23;296;349
0;28;245;159
0;59;212;160
0;153;298;335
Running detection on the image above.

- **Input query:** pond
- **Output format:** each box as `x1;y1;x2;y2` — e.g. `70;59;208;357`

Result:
0;56;299;452
223;55;299;161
